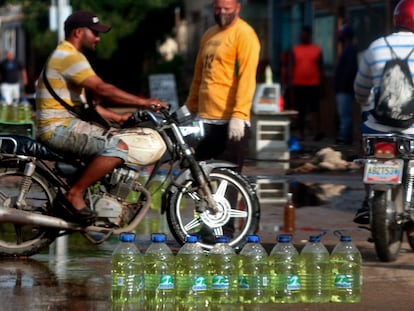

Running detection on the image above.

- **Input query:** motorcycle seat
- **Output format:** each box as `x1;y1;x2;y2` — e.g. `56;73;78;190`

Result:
0;134;63;161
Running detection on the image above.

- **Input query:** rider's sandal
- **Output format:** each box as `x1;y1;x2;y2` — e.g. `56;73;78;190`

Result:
53;192;97;225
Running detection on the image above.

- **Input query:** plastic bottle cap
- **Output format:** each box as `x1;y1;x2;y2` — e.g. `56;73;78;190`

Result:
340;235;352;242
247;235;259;243
186;235;198;243
119;233;135;242
308;235;321;243
214;235;229;243
277;234;292;243
152;234;166;242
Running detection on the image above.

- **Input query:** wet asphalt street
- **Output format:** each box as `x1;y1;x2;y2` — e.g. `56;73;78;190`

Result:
1;158;414;311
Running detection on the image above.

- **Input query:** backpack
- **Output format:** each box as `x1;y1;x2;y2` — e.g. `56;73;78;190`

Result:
371;37;414;128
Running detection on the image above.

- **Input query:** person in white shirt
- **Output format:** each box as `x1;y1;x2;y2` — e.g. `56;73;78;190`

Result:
353;0;414;224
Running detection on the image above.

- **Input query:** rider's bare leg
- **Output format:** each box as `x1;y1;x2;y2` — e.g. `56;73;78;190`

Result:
65;141;127;210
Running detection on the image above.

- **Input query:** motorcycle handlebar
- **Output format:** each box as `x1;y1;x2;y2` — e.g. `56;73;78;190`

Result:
122;107;172;128
122;110;149;128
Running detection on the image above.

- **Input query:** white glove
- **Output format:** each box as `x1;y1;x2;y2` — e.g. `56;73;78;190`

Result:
228;117;245;141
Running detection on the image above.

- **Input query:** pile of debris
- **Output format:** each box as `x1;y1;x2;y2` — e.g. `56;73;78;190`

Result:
287;147;361;174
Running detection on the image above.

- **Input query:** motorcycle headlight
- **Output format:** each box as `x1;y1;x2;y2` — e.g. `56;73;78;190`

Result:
179;121;205;139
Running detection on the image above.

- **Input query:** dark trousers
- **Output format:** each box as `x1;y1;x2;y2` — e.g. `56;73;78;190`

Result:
195;123;250;172
293;85;321;136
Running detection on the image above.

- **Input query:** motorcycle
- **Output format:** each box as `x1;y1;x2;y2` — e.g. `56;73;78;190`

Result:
361;133;414;261
0;108;260;257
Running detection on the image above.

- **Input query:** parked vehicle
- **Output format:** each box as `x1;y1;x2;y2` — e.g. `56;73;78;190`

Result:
362;133;414;261
0;108;260;257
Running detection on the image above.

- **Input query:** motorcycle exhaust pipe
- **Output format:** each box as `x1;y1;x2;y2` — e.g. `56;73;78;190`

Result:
0;205;84;230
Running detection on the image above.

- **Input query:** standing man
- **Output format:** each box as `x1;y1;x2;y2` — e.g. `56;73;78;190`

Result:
291;25;324;141
185;0;260;172
0;50;28;104
334;24;358;145
36;11;167;224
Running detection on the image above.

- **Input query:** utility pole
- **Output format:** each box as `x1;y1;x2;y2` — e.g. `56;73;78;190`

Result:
49;0;72;43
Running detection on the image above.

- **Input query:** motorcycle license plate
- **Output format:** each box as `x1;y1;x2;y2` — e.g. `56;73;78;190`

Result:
363;159;403;184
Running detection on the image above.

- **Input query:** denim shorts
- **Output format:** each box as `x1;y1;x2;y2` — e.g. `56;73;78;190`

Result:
45;119;128;162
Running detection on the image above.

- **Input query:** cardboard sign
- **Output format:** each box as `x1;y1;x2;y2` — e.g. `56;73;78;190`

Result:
148;74;179;112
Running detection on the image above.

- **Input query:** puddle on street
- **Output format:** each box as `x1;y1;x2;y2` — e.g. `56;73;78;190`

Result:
0;209;173;310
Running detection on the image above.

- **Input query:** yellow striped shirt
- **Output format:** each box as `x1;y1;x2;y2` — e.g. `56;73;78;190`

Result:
35;40;96;140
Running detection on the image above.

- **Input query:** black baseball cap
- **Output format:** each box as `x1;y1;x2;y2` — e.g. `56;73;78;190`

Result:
64;11;111;33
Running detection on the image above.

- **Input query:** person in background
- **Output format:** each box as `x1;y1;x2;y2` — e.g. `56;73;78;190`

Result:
36;11;167;224
353;0;414;224
185;0;260;172
291;25;324;142
334;24;358;145
0;50;28;104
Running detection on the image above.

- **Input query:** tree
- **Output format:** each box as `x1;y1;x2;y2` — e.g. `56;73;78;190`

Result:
7;0;184;94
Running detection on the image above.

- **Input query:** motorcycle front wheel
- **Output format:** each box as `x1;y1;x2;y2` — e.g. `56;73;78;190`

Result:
371;186;404;262
0;163;58;257
166;167;260;252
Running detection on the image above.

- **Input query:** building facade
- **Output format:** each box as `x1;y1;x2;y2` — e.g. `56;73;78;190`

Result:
182;0;400;141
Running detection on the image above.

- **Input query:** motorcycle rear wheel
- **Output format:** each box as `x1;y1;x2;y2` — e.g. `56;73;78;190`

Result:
166;167;260;252
0;163;58;257
371;186;404;262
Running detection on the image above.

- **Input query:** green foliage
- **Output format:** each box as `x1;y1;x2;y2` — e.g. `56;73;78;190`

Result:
16;0;181;60
4;0;185;94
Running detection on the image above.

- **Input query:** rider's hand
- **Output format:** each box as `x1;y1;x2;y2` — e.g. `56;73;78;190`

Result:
228;117;245;141
96;105;132;126
117;112;134;126
147;99;168;112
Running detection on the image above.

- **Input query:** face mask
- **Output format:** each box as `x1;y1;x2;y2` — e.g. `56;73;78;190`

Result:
214;12;235;28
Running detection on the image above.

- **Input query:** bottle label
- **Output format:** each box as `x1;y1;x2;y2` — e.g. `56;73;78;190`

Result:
212;275;229;290
334;274;351;289
238;276;249;289
158;274;174;289
192;276;207;291
286;275;301;290
238;275;268;289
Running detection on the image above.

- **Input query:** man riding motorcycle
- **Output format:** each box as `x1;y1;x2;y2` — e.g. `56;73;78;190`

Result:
353;0;414;224
35;11;168;224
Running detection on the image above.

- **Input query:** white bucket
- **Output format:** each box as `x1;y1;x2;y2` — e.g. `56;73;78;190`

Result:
252;83;282;114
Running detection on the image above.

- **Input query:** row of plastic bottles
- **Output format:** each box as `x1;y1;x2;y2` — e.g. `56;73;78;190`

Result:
267;231;362;304
0;97;33;123
111;231;361;309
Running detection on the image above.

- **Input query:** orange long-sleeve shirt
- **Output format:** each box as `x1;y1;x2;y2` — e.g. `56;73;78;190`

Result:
186;18;260;122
